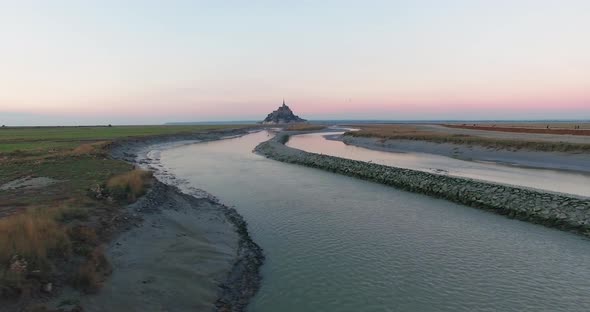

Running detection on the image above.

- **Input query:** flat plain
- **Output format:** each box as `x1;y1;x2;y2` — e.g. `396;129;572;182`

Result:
345;123;590;152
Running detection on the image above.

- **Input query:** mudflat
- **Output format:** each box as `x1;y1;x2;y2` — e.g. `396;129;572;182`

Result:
61;182;239;312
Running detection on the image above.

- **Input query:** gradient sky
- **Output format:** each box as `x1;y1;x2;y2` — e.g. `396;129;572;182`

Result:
1;1;589;125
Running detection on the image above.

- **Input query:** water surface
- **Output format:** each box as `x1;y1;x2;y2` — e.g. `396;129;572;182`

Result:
160;131;590;312
287;131;590;197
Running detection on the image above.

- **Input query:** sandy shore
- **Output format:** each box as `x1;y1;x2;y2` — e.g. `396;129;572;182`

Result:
52;128;264;312
336;134;590;173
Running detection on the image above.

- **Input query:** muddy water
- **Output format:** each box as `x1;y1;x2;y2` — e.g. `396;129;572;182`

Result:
287;131;590;197
160;131;590;312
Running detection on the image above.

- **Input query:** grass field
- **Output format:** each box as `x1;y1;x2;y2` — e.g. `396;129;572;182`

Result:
345;124;590;152
0;124;252;301
446;122;590;130
0;125;246;155
444;124;590;135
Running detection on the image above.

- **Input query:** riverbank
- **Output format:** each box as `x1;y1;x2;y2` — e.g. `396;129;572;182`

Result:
256;132;590;237
344;124;590;151
49;128;264;312
336;134;590;173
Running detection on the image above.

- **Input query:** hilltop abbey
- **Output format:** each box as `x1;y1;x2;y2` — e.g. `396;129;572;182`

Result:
261;100;307;124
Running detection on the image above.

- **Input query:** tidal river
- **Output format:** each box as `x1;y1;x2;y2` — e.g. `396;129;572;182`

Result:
159;131;590;312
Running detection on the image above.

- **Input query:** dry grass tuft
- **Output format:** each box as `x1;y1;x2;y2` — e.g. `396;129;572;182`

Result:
70;141;110;156
71;144;95;155
0;207;72;293
0;208;72;268
106;169;152;202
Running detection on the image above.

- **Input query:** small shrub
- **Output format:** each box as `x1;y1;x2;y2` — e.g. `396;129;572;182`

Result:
105;169;152;202
68;226;98;245
72;246;111;293
68;226;99;256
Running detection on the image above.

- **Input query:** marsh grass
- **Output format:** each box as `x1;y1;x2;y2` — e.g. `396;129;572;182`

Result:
106;169;152;202
0;208;72;267
0;125;252;154
346;125;590;152
0;202;102;295
0;207;72;293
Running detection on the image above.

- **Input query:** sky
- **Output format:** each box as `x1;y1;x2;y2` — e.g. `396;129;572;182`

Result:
1;0;589;125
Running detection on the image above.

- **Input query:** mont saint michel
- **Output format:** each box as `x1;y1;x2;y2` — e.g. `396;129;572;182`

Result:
261;100;307;124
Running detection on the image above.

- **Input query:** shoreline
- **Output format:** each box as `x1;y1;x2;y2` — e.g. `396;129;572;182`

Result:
56;128;264;311
256;132;590;237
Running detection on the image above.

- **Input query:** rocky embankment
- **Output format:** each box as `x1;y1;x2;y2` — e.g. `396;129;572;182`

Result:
256;132;590;237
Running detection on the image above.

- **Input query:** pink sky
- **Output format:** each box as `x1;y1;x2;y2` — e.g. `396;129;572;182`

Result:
1;1;589;125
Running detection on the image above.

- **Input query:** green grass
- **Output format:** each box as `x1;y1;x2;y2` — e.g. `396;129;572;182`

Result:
0;124;254;207
0;125;251;154
0;125;242;141
0;158;133;209
0;141;80;155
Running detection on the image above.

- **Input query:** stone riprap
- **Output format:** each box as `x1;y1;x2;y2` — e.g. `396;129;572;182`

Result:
255;132;590;237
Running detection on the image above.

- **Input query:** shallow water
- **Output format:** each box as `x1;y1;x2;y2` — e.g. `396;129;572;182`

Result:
287;131;590;197
160;131;590;312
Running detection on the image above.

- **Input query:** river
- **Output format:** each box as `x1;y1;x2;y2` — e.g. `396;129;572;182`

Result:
159;131;590;312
